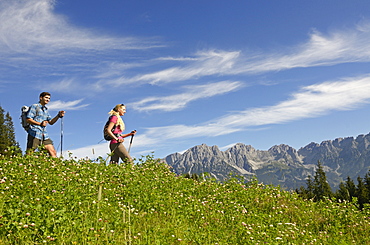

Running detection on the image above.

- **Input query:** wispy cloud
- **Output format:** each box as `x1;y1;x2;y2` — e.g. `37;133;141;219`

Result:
236;28;370;74
0;0;162;56
220;76;370;128
48;99;89;111
38;78;79;92
130;81;244;112
38;78;105;95
99;22;370;89
101;50;241;86
143;75;370;140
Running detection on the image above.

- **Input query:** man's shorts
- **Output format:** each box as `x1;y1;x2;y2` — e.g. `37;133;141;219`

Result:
27;134;53;150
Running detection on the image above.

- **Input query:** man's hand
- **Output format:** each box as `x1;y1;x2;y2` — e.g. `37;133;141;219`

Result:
40;121;48;127
58;111;66;118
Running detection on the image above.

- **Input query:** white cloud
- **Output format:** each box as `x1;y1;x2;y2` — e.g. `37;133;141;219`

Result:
48;99;89;111
142;75;370;142
0;0;161;55
130;81;244;112
233;25;370;74
99;22;370;89
214;75;370;130
102;50;241;86
66;143;108;160
39;78;81;93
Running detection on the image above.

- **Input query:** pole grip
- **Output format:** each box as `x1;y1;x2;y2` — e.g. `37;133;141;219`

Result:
130;130;136;144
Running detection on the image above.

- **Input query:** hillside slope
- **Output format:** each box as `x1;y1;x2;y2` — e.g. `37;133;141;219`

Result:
0;152;369;243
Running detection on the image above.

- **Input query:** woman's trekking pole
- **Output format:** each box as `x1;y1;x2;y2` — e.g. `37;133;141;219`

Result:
128;130;136;153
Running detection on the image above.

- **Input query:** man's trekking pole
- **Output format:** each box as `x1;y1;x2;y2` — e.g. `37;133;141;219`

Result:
60;116;64;157
128;130;136;153
41;124;45;146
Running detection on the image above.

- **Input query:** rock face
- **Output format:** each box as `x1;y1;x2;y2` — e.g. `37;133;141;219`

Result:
163;133;370;190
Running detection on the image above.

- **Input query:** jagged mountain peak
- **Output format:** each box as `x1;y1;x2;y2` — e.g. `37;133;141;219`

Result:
269;144;296;153
187;144;222;156
298;142;320;152
226;143;257;154
164;132;370;190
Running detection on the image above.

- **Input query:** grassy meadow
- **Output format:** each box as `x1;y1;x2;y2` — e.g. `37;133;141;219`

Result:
0;151;369;244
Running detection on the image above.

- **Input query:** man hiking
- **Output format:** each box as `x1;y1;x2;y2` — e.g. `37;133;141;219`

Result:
26;92;65;157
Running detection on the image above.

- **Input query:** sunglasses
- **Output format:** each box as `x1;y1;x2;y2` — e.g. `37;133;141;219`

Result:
113;104;126;112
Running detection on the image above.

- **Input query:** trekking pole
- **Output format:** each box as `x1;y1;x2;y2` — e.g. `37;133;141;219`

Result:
60;116;64;157
41;124;45;146
128;130;136;153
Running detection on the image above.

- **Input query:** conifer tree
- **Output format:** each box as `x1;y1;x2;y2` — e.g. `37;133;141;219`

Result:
296;175;314;200
295;186;307;198
345;176;356;202
335;182;350;202
356;176;369;210
365;171;370;198
0;105;21;155
312;161;332;201
0;106;6;152
306;175;315;199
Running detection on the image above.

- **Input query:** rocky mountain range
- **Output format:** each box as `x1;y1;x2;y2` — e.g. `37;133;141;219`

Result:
163;132;370;190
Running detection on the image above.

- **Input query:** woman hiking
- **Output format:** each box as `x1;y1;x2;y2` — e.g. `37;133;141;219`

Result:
105;104;136;164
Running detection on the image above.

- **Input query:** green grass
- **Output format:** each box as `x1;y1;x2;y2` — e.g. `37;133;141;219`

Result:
0;152;369;244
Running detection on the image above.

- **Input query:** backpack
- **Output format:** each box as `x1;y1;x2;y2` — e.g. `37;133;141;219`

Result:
20;104;40;131
20;105;31;131
103;116;117;141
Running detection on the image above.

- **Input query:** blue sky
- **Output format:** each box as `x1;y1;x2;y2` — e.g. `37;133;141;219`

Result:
2;0;370;160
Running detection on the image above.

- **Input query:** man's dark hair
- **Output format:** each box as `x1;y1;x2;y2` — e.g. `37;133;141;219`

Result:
39;92;51;98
